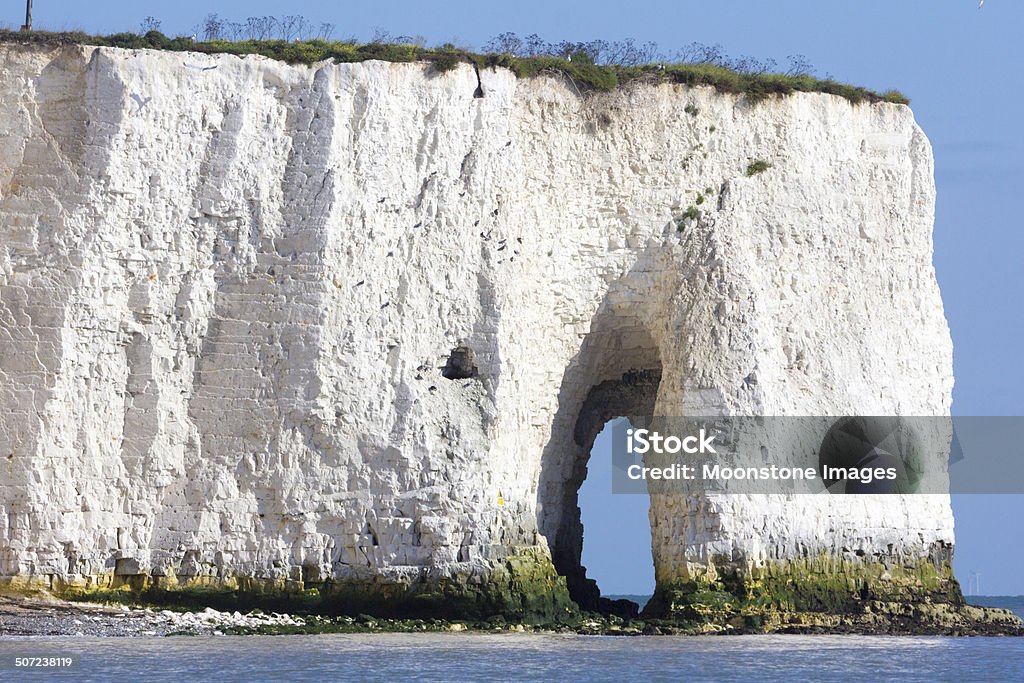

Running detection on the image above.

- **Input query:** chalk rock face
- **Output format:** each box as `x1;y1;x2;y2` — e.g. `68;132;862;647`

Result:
0;45;956;618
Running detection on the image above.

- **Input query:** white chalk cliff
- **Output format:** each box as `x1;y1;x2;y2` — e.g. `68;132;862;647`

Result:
0;44;964;621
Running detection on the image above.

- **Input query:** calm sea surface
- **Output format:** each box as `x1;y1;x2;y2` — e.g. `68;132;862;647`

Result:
0;597;1020;682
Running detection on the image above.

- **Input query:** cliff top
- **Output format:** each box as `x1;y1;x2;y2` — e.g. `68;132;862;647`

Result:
0;29;909;105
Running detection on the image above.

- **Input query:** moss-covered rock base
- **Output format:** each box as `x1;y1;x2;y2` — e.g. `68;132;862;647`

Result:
5;549;577;625
644;554;1023;635
4;551;1020;634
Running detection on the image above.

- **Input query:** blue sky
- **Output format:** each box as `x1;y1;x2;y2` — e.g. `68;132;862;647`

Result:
9;1;1022;595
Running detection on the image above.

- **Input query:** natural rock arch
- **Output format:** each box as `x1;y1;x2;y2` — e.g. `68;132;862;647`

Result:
536;297;663;613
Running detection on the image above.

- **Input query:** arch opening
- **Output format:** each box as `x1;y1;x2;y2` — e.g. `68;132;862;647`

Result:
578;416;656;615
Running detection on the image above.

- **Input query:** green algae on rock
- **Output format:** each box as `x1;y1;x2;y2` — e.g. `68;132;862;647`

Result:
643;551;1023;635
48;550;575;625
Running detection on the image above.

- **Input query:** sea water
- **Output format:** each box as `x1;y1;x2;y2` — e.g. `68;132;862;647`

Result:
2;632;1023;681
1;598;1021;682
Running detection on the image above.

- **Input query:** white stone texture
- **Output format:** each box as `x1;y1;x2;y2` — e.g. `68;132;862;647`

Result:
0;45;953;592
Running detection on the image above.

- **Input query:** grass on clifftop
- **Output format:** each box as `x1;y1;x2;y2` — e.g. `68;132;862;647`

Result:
0;29;909;105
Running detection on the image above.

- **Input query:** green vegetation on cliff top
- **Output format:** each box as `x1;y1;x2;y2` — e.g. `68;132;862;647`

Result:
0;29;909;105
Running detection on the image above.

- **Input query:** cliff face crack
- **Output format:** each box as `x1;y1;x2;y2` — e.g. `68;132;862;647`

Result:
472;62;485;98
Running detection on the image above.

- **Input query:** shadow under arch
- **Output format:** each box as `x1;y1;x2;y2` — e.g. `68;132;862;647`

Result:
535;268;665;616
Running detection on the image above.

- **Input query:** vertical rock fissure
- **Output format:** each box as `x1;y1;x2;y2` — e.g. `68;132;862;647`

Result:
471;62;485;98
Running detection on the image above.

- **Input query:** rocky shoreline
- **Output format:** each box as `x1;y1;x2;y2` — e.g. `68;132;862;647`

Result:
1;595;1020;638
0;595;306;637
